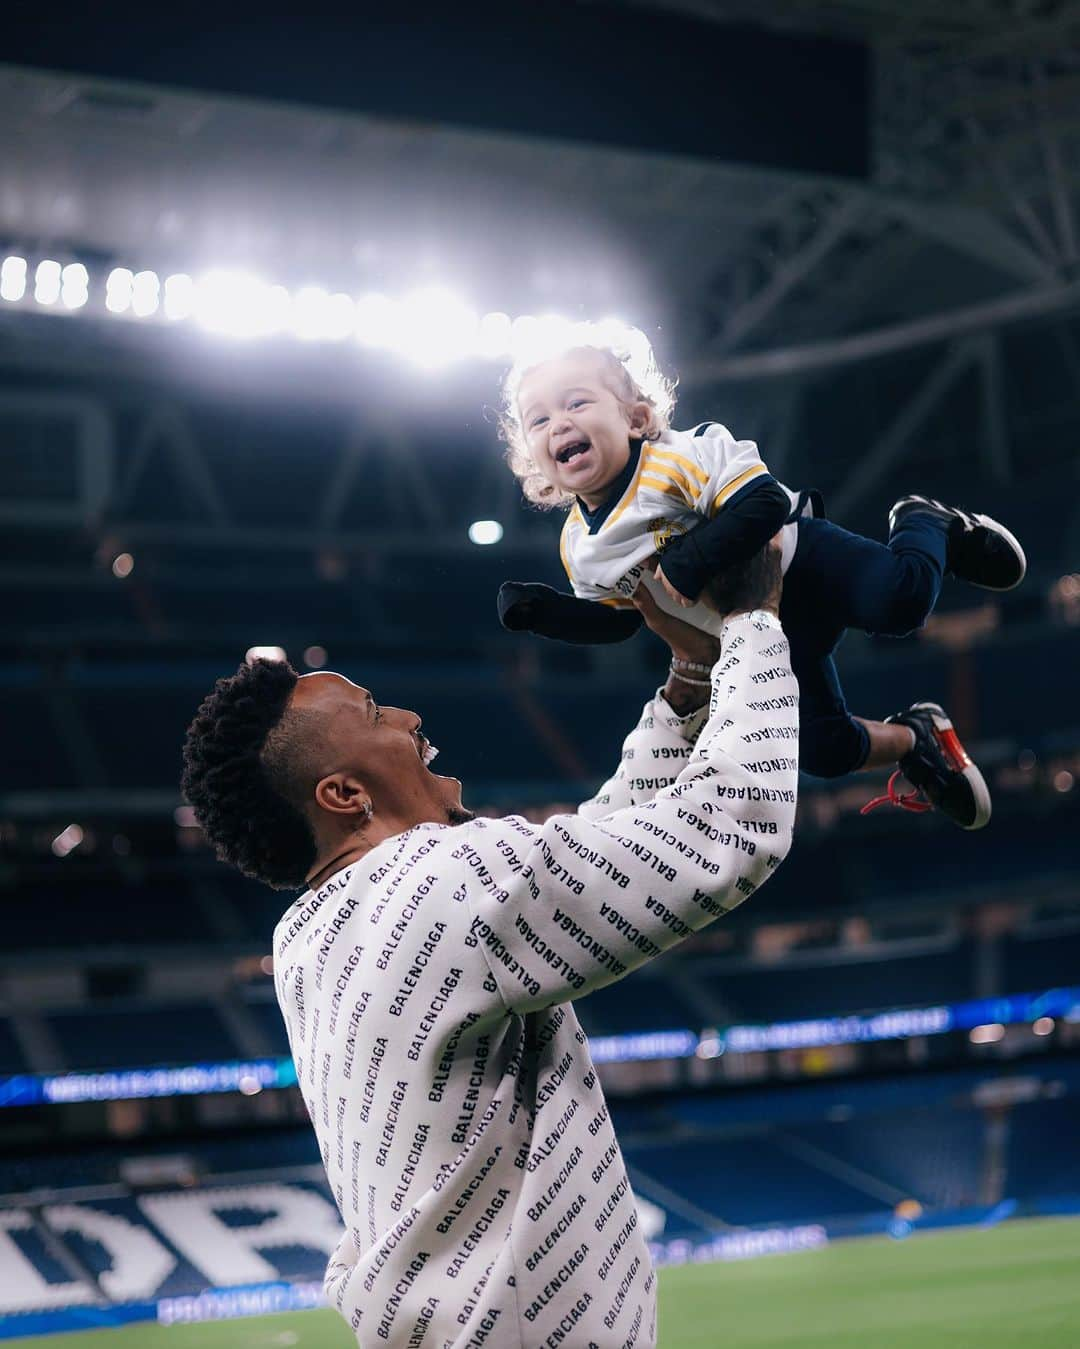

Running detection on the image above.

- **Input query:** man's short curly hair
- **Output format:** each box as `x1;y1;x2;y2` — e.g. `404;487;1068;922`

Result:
181;657;317;890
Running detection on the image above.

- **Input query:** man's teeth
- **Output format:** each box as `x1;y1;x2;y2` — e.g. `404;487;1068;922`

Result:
422;743;439;766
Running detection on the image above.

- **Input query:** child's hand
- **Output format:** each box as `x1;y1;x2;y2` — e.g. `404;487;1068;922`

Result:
654;562;695;609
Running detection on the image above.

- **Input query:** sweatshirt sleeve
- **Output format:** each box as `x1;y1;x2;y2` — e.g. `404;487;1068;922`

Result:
577;691;709;818
461;610;798;1014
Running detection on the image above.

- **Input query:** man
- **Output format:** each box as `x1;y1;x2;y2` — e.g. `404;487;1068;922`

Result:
181;546;796;1349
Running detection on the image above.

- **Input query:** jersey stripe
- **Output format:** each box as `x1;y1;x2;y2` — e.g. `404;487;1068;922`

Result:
711;463;768;515
598;595;637;608
644;446;709;489
559;506;583;583
601;444;651;532
639;473;692;505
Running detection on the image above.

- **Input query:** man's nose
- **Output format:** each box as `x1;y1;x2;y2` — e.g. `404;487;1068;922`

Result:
387;706;421;732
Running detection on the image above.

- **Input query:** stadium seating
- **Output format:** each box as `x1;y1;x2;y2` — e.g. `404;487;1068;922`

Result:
0;1019;27;1074
47;1004;237;1070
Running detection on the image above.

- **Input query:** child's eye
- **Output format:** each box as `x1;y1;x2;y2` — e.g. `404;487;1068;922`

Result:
568;399;588;410
530;416;548;429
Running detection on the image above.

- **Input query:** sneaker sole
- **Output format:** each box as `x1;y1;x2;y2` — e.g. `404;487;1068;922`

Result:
968;513;1027;591
889;496;1026;591
909;701;992;830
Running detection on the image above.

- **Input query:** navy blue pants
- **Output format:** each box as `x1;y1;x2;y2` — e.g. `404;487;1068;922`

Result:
779;511;950;778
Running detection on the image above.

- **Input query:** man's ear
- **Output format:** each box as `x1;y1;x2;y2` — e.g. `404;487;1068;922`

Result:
313;772;371;817
627;400;652;439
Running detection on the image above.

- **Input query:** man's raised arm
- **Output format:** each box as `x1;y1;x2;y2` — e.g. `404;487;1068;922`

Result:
460;546;799;1013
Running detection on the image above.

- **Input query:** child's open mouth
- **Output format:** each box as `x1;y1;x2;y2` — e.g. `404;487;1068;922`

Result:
556;442;590;465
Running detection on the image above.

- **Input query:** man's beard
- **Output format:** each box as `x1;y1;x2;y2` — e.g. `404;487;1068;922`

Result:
446;804;476;826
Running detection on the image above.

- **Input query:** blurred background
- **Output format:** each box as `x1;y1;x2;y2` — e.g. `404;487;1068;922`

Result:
1;2;1079;1343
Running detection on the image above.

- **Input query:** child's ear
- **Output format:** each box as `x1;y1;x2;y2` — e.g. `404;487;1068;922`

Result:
627;401;652;438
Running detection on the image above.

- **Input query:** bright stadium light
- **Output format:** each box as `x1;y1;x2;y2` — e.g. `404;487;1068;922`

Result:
110;551;135;578
0;255;27;302
0;249;656;381
196;270;291;339
292;286;356;342
397;285;478;367
163;272;195;320
34;259;62;305
507;312;584;366
476;311;513;360
355;292;403;349
131;270;160;317
969;1023;1005;1044
106;267;134;314
468;519;503;545
61;262;89;310
246;645;287;663
51;823;84;858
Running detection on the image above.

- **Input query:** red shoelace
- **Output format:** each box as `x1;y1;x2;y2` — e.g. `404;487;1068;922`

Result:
860;770;932;817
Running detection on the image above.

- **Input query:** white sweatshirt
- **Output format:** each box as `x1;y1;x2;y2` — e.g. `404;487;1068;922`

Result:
273;611;798;1349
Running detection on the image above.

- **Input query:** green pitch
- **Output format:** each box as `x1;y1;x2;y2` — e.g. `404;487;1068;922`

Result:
7;1216;1080;1348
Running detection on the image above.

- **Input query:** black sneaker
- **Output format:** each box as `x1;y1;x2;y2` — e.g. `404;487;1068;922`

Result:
861;702;991;830
889;495;1026;591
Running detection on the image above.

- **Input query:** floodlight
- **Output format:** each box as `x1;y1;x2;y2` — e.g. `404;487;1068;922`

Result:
468;519;503;545
292;286;355;342
60;262;89;310
34;259;62;305
396;286;478;368
477;311;513;360
51;823;84;858
355;292;401;348
163;273;195;321
131;270;160;317
196;270;290;339
106;267;134;314
0;256;27;302
246;645;287;663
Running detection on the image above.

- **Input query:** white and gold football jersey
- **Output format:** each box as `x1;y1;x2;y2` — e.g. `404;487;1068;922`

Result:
559;422;803;637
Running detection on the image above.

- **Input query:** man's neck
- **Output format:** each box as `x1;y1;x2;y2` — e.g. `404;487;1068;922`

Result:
306;842;370;891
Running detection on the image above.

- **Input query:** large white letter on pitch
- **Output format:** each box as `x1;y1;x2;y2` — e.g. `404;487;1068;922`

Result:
139;1185;343;1286
43;1205;177;1302
0;1211;96;1313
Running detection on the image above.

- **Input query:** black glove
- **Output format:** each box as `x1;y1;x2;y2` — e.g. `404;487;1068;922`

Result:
497;581;643;645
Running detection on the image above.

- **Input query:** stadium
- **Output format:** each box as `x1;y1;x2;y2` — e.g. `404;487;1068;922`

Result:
1;4;1079;1347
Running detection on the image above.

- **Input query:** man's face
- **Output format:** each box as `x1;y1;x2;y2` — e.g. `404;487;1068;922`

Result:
517;349;646;507
288;672;468;830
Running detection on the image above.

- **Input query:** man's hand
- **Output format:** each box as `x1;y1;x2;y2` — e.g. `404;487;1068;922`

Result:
632;586;724;667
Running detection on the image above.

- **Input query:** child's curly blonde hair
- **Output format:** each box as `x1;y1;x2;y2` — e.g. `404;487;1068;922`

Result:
499;323;677;510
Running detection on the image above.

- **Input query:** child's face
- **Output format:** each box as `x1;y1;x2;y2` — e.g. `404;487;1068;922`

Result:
516;349;650;507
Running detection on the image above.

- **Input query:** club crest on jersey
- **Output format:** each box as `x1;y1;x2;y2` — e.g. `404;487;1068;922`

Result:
648;518;687;552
